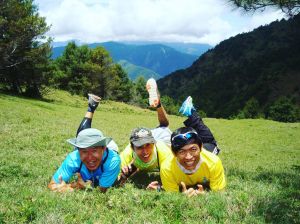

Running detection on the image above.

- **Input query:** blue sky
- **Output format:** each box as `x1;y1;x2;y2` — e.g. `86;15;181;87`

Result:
35;0;285;46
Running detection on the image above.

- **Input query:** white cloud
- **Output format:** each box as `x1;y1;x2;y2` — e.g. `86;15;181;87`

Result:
35;0;285;45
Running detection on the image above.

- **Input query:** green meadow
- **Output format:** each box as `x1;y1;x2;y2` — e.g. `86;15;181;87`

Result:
0;90;299;223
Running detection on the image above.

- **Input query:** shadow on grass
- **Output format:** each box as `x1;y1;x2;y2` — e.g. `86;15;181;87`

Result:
228;167;300;223
127;171;161;189
255;189;300;223
0;91;55;108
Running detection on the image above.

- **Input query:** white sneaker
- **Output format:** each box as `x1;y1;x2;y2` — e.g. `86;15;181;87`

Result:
146;78;159;107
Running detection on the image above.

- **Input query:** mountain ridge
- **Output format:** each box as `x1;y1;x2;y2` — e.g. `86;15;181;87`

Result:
51;41;201;79
158;15;300;119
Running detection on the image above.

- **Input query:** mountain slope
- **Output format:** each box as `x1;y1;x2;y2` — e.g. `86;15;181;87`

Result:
158;15;300;118
117;60;161;80
121;41;212;56
93;42;198;76
52;42;198;77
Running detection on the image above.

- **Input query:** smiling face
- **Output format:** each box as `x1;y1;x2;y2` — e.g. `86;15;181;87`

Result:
133;143;154;163
79;146;105;171
176;143;201;170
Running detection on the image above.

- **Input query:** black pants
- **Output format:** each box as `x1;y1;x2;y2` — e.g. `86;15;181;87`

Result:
184;111;220;155
76;117;92;137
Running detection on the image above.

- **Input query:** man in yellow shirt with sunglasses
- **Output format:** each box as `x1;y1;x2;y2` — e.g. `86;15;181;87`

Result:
160;97;226;196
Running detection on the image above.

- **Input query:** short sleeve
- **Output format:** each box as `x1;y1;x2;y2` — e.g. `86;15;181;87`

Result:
209;158;226;191
52;153;78;183
120;144;134;168
99;152;121;188
160;161;179;192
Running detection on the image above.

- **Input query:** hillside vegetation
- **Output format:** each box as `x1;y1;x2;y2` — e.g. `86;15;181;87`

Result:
158;14;300;120
52;41;199;77
120;41;212;56
0;90;299;223
117;60;161;81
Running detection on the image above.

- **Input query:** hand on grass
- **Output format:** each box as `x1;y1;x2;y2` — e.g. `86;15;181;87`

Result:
48;176;74;193
121;159;138;177
146;181;162;191
71;173;92;190
181;182;204;197
118;159;139;185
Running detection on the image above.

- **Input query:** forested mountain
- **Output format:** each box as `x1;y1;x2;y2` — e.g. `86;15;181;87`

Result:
52;42;198;77
117;60;161;80
158;14;300;119
98;42;198;76
120;41;212;55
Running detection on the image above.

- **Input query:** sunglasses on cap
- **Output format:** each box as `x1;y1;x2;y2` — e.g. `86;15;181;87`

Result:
171;131;199;150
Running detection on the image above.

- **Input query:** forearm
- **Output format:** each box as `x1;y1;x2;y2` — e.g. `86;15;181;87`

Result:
157;105;169;127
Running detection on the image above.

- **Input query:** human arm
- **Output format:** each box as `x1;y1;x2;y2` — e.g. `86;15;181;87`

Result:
98;152;121;190
51;152;79;185
48;176;74;192
118;144;139;183
121;159;138;177
117;158;139;186
157;105;169;127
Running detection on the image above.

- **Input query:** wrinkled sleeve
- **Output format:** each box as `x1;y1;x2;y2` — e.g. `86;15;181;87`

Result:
99;154;121;188
52;154;77;183
209;158;226;191
120;144;133;168
160;166;179;192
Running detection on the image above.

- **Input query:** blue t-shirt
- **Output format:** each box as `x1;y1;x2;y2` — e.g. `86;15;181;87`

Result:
53;148;121;188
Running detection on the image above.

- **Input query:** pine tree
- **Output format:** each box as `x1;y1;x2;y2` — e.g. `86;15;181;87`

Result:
0;0;51;96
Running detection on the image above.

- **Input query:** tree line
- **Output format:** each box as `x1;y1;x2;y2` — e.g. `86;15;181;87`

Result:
158;14;300;122
1;0;299;122
0;0;153;108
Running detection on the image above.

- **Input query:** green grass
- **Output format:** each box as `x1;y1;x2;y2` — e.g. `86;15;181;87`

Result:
0;90;299;223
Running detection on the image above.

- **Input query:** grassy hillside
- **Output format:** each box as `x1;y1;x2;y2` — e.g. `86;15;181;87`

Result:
0;90;299;223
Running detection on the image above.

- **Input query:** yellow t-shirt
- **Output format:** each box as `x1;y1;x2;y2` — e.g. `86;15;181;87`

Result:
120;141;172;171
160;148;226;192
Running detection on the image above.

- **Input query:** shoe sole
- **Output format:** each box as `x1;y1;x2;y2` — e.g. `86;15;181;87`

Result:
88;94;101;103
146;79;159;107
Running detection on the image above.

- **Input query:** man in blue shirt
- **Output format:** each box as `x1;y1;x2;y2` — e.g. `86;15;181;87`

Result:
48;94;121;192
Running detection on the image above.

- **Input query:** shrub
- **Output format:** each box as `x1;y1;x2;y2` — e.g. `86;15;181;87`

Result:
267;97;300;122
235;98;264;119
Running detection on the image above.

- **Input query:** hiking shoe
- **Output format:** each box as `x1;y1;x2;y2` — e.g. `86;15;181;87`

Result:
179;96;196;117
88;93;101;112
146;78;160;107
